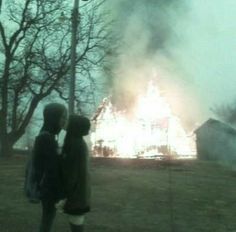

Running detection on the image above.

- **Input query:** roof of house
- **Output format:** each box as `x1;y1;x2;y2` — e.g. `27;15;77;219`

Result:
195;118;236;135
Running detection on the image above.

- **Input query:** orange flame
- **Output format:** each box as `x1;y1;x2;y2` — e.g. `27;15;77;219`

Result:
91;81;196;159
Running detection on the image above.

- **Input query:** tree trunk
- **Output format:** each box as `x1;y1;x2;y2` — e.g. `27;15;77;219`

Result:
0;134;13;158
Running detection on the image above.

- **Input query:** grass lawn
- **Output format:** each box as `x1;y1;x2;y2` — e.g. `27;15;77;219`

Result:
1;156;236;232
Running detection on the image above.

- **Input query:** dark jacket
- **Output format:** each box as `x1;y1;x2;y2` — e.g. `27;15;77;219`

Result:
33;103;66;202
62;115;91;215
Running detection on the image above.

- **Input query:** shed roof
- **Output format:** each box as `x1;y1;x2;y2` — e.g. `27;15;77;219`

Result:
195;118;236;136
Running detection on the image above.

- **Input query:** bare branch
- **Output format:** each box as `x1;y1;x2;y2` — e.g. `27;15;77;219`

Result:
0;22;8;49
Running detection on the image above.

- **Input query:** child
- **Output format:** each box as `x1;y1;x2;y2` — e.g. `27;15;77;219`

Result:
61;115;91;232
34;103;67;232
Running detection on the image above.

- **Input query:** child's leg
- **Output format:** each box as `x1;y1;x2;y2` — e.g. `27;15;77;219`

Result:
68;214;85;232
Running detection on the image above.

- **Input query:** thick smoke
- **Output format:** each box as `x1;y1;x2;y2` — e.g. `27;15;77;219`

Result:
105;0;193;122
104;0;236;130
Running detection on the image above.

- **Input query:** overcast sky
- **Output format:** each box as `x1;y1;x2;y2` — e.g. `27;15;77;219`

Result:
170;0;236;121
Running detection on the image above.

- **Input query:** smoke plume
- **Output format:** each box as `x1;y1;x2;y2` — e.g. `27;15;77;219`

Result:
104;0;236;129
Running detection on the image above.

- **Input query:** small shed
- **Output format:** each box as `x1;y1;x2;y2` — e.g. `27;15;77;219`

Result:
195;118;236;163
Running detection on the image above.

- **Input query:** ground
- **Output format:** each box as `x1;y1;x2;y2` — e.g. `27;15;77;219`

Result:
0;156;236;232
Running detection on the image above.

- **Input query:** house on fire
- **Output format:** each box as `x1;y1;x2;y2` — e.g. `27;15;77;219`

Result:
195;118;236;163
91;95;196;159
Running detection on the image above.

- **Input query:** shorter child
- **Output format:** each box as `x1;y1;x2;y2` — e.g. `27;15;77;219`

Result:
61;115;91;232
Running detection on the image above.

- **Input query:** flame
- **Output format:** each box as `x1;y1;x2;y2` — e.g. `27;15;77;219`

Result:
91;81;196;159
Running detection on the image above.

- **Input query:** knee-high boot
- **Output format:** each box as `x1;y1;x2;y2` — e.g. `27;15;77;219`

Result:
69;223;84;232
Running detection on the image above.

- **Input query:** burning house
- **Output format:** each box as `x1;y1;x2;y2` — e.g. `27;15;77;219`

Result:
91;82;196;159
195;118;236;163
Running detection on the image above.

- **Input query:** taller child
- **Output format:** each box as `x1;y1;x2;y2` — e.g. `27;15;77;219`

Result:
33;103;67;232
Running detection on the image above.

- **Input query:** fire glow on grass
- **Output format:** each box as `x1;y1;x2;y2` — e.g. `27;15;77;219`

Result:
91;81;196;159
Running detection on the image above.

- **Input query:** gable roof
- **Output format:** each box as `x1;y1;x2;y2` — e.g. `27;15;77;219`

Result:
195;118;236;136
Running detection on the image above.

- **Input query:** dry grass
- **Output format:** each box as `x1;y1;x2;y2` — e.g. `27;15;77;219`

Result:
0;156;236;232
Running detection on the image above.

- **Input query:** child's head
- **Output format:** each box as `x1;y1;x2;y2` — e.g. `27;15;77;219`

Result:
42;103;67;134
66;115;91;137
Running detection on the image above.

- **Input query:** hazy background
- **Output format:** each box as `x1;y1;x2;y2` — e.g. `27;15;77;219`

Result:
104;0;236;129
4;0;234;148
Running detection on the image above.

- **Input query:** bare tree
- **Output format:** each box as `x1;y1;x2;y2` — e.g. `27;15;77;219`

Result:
212;103;236;126
0;0;111;157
